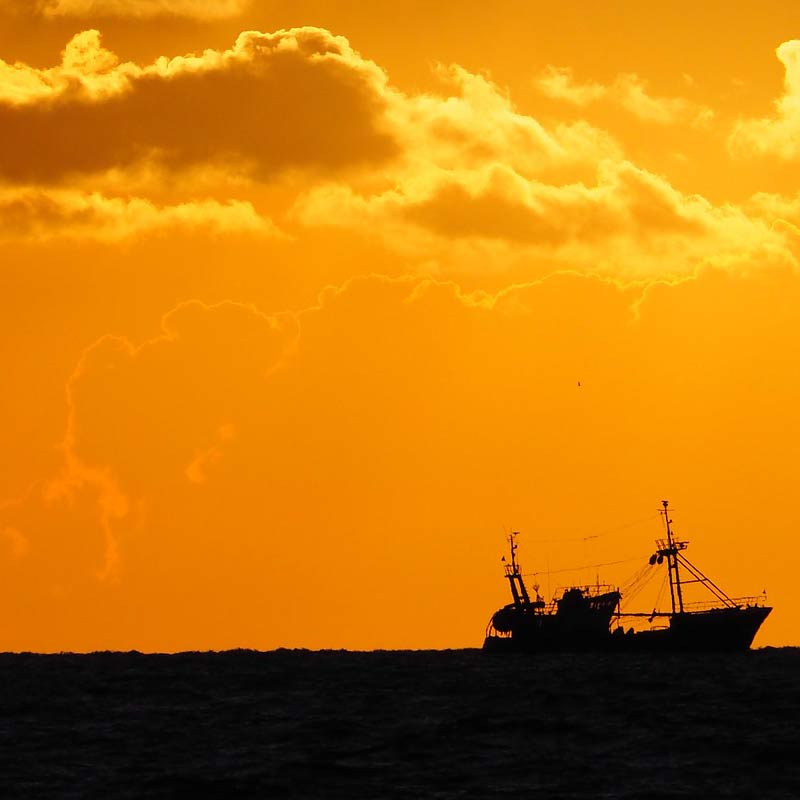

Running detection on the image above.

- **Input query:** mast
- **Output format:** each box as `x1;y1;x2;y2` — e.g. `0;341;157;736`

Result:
505;532;531;608
659;499;686;615
644;499;740;615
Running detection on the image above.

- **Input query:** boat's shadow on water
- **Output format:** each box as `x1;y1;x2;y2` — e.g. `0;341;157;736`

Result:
0;648;798;798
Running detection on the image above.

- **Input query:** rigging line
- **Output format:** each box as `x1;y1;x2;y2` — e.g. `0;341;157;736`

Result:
621;560;652;581
653;570;669;613
620;564;653;595
619;565;661;611
621;565;660;608
524;555;644;578
523;512;661;545
582;512;662;542
629;569;657;593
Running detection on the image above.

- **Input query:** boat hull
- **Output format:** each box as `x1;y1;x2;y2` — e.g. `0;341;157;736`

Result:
483;605;772;653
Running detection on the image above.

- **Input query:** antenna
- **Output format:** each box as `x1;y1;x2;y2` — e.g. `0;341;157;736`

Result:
653;500;686;614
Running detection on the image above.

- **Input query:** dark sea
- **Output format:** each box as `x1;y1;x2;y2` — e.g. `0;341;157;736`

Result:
1;648;798;799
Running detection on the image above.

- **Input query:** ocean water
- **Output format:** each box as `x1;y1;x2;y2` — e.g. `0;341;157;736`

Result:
1;648;798;798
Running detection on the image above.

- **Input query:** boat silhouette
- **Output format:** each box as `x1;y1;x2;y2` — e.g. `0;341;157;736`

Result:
483;501;772;653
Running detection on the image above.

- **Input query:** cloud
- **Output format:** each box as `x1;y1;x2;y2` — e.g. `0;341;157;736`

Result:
403;162;706;243
394;64;620;181
0;31;615;190
730;40;800;159
40;299;299;579
535;66;607;107
536;66;714;127
185;423;236;484
282;57;787;281
0;28;397;182
747;190;800;226
62;300;299;491
0;26;787;284
35;0;250;18
296;160;792;278
0;186;280;240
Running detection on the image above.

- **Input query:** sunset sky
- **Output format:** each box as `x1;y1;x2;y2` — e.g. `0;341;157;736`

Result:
2;0;799;651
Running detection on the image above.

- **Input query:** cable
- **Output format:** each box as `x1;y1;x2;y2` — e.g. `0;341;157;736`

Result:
522;512;661;545
523;554;644;578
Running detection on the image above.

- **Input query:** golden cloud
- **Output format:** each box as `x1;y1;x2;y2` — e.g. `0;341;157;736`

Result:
393;64;621;181
0;30;617;188
0;27;790;285
730;40;800;159
536;66;714;127
0;186;279;240
279;51;789;280
536;66;607;106
0;28;397;181
296;160;792;278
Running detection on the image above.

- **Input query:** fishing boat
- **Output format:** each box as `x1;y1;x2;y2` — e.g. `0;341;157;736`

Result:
483;500;772;653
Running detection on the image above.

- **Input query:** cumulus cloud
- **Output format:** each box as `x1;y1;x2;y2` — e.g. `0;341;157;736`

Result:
0;28;397;182
284;56;790;280
0;26;787;282
536;66;714;127
36;0;250;18
730;40;800;159
0;30;617;189
0;186;279;240
394;64;620;181
403;162;708;243
297;160;792;278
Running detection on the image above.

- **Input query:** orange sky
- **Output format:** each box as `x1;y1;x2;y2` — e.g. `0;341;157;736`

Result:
1;0;800;651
